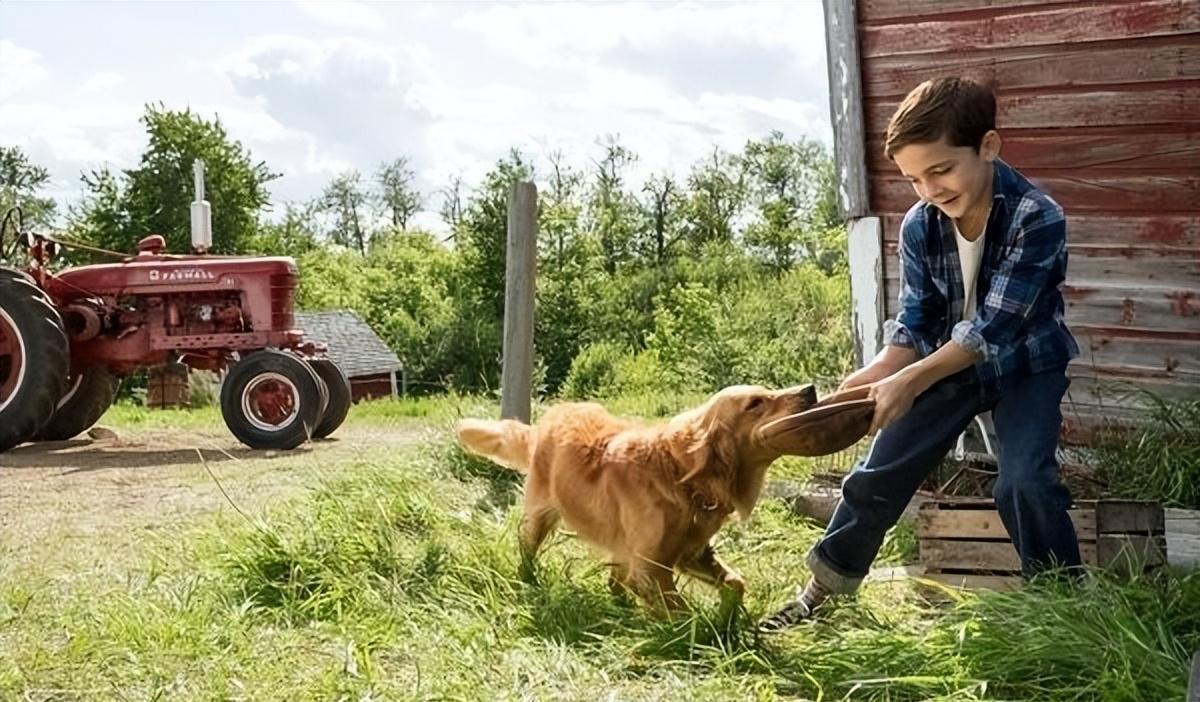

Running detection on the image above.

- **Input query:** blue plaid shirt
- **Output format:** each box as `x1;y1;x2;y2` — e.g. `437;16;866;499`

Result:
883;159;1079;388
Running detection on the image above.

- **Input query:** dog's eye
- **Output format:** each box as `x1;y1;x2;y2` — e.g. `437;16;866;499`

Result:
746;397;765;411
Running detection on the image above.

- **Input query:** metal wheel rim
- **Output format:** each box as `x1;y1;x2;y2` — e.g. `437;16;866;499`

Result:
241;372;299;432
0;307;27;414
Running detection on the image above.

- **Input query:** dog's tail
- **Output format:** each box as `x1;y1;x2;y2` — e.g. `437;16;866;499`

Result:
455;418;535;473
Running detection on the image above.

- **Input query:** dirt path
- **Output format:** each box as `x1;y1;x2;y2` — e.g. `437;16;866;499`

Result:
0;423;426;579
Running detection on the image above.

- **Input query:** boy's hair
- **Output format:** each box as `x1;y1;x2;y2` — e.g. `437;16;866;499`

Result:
885;77;996;159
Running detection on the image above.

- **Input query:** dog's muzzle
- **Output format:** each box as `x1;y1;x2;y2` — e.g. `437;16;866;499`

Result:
757;385;875;456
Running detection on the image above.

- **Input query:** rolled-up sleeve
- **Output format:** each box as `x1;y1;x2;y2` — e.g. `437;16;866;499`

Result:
951;202;1065;362
884;210;943;358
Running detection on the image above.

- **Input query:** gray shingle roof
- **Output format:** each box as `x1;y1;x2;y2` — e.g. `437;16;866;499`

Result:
295;310;403;378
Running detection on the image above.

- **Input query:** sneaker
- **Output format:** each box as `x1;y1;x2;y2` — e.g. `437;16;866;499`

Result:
758;579;831;633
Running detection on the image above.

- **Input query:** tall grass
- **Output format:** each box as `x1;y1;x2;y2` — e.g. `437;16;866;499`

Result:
1091;394;1200;509
2;415;1197;700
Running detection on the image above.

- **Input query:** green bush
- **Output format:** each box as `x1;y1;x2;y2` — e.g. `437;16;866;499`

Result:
559;341;627;399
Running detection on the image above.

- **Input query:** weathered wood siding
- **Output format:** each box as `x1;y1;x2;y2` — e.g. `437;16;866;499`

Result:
856;0;1200;438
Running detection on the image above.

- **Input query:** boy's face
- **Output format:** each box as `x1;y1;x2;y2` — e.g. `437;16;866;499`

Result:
891;132;1000;222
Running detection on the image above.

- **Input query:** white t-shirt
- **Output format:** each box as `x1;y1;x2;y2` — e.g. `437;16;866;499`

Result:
954;206;990;321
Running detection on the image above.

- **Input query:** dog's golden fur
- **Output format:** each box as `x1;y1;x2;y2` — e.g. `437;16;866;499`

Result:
456;384;817;612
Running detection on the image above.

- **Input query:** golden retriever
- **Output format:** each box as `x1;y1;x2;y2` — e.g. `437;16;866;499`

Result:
456;384;872;613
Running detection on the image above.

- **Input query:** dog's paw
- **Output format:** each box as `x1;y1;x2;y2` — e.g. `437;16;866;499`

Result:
721;573;747;599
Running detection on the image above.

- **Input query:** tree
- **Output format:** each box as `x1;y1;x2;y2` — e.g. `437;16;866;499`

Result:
376;157;421;230
742;131;843;273
320;170;369;255
587;136;639;275
74;104;277;255
639;172;683;266
540;150;586;275
0;145;57;230
246;201;320;257
682;147;748;247
439;174;464;238
457;150;534;319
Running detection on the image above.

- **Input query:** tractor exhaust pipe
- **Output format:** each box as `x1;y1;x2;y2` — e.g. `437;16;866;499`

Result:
191;159;212;254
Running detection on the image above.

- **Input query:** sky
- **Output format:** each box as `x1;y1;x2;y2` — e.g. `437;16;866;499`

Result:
0;1;832;232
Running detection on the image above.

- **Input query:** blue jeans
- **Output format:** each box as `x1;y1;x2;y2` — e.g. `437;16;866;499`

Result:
806;368;1082;593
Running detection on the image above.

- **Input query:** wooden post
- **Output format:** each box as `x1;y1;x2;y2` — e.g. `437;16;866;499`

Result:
822;0;869;218
848;217;884;366
501;181;537;422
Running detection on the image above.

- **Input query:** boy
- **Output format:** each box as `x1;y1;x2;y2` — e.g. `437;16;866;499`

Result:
760;77;1082;631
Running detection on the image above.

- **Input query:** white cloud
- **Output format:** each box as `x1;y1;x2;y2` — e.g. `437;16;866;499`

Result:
456;3;825;67
78;71;125;94
295;0;386;32
223;36;437;175
0;41;49;101
0;2;832;224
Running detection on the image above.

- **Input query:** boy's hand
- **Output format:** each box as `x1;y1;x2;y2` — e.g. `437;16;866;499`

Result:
867;370;920;435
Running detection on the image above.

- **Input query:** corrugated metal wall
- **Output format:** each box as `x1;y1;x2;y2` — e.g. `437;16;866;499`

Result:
857;0;1200;439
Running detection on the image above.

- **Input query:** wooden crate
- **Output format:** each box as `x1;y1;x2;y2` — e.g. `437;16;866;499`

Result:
918;497;1166;589
147;362;190;408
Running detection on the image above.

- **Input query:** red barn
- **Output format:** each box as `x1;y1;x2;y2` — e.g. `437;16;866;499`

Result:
823;0;1199;439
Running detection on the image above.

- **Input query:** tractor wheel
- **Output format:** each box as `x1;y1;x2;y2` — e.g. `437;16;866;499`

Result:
309;358;351;439
220;349;322;450
0;268;69;453
36;365;120;441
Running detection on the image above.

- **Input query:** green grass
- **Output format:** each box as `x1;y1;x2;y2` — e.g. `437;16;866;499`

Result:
3;403;1197;700
1088;394;1200;509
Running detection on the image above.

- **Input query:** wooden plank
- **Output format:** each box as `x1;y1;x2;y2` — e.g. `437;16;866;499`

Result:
1166;508;1200;538
881;238;1200;265
1063;370;1200;409
881;249;1200;289
920;571;1024;591
918;505;1097;540
859;0;1059;24
869;129;1200;173
1066;288;1200;334
874;282;1200;374
920;538;1099;570
1072;336;1200;380
880;215;1200;248
870;174;1200;213
1096;500;1166;533
1165;507;1200;568
862;0;1200;58
1072;323;1200;345
1096;534;1168;570
1166;534;1200;568
866;87;1200;132
863;38;1200;99
824;0;870;218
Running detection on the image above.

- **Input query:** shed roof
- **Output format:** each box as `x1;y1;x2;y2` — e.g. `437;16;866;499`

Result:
295;310;403;378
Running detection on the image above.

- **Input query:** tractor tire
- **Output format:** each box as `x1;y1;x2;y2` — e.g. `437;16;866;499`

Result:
0;268;69;453
220;349;323;450
309;358;351;439
36;365;120;441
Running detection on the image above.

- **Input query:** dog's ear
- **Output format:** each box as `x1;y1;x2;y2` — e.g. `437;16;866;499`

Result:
677;409;739;485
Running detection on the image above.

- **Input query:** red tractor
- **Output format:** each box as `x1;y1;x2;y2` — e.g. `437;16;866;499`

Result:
0;162;351;453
